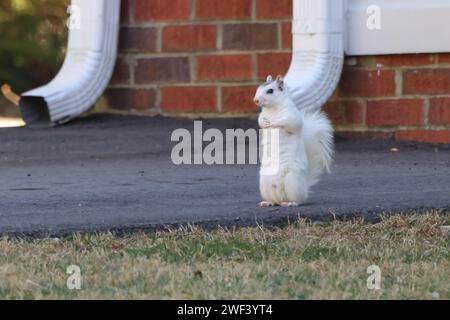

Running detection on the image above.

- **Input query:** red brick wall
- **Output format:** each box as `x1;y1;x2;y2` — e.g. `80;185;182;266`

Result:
105;0;450;143
326;55;450;143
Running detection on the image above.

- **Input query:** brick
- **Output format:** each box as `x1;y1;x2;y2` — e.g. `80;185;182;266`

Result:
281;22;292;49
162;25;217;52
135;57;190;84
257;53;291;79
323;101;340;124
110;58;130;85
161;86;217;113
376;54;435;67
120;0;131;23
366;99;423;126
324;100;364;126
395;130;450;144
429;98;450;125
339;69;396;97
438;53;450;63
337;131;393;140
197;55;253;81
222;23;278;50
106;88;156;110
119;27;157;52
256;0;293;19
403;69;450;95
196;0;252;19
135;0;190;21
223;86;258;113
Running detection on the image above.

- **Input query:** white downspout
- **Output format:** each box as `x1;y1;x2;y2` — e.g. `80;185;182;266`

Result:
284;0;346;113
19;0;121;127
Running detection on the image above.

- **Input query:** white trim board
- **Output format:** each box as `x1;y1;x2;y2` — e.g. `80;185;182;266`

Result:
346;0;450;55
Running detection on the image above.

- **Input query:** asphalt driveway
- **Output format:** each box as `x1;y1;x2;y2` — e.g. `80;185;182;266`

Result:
1;115;449;236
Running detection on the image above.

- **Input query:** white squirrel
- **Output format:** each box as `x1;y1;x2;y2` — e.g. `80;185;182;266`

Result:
254;75;334;207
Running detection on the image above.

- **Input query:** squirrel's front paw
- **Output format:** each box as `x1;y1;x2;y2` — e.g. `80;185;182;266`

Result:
260;117;271;129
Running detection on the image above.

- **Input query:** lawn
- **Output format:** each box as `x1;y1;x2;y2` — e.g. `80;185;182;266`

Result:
0;212;448;299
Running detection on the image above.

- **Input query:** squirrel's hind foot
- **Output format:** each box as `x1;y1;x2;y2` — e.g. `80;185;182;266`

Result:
281;202;299;207
259;201;276;207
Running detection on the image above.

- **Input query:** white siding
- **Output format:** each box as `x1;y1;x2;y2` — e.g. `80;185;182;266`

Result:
346;0;450;55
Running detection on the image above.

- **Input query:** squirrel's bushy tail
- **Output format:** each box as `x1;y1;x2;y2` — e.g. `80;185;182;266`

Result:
302;111;334;187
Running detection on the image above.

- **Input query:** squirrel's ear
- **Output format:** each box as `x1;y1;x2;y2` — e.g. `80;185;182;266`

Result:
276;75;284;89
266;75;273;83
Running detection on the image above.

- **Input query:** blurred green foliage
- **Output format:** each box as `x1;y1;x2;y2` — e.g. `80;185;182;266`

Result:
0;0;69;93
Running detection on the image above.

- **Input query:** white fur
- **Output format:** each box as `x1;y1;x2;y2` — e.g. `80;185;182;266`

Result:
254;75;334;206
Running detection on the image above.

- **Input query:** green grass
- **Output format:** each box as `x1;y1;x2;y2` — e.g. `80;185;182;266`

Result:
0;212;449;299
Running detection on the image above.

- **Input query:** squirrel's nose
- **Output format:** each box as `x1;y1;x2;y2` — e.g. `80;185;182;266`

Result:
254;98;260;105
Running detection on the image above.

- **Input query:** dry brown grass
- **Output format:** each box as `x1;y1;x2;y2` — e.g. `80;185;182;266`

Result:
0;212;449;299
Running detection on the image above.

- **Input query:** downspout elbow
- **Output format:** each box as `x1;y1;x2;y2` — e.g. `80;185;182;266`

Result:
284;0;346;113
19;0;121;127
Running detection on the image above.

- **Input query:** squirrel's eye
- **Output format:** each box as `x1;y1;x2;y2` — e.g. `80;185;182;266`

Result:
266;89;274;94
